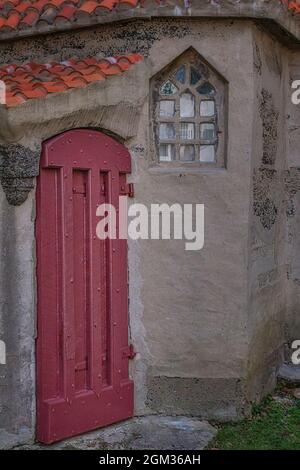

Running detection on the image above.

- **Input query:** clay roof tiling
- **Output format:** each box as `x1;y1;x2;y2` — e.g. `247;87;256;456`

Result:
0;53;143;107
0;0;165;32
0;1;298;107
282;0;300;13
0;1;297;35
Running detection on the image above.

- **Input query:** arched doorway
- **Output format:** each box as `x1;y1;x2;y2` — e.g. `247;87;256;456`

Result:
36;129;133;443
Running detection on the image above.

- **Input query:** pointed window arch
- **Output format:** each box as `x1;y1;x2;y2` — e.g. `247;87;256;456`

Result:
151;49;227;167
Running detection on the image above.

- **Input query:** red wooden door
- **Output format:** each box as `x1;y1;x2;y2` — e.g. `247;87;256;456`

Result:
36;129;133;444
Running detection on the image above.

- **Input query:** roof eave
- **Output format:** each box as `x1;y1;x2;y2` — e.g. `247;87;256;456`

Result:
0;3;300;47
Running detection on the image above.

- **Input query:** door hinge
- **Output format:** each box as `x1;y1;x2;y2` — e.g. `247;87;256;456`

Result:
120;183;134;198
122;344;136;360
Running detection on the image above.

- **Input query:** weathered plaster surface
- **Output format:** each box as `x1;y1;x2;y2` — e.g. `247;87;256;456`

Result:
0;1;299;46
246;28;288;400
285;49;300;353
0;144;40;205
0;184;36;441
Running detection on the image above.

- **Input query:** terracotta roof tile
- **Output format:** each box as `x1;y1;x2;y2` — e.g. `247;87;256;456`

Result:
0;52;143;107
282;0;300;13
0;0;165;34
0;2;296;39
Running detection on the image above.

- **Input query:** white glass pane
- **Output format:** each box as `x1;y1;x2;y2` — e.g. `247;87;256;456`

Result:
180;92;195;117
159;144;175;162
160;81;178;96
180;123;195;140
200;145;215;162
160;100;175;117
159;123;175;140
180;145;195;162
200;123;215;140
200;100;215;116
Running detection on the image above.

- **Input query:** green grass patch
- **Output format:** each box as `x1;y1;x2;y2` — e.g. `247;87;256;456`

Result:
208;385;300;450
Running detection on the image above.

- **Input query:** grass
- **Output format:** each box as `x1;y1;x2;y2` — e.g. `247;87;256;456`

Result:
208;382;300;450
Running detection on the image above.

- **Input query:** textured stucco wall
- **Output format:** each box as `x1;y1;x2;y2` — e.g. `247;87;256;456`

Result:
0;17;292;444
0;184;36;443
246;28;289;400
285;49;300;355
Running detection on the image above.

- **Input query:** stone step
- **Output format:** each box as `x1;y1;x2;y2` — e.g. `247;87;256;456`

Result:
278;363;300;383
16;416;217;451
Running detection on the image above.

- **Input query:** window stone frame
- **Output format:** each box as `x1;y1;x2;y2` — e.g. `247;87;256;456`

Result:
150;48;228;170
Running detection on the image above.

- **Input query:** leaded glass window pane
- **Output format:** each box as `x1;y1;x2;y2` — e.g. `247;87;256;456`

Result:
180;92;195;117
160;81;178;96
180;123;195;140
180;145;195;162
160;100;175;117
174;66;186;84
190;67;202;85
159;144;175;162
197;82;216;96
200;145;215;162
200;123;216;140
200;100;215;117
159;123;176;140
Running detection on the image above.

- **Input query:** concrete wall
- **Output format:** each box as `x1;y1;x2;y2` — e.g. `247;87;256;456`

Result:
285;50;300;356
0;17;293;443
137;23;253;421
0;184;36;443
246;29;289;400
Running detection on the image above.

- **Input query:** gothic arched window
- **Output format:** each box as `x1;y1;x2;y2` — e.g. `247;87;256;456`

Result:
151;49;227;167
